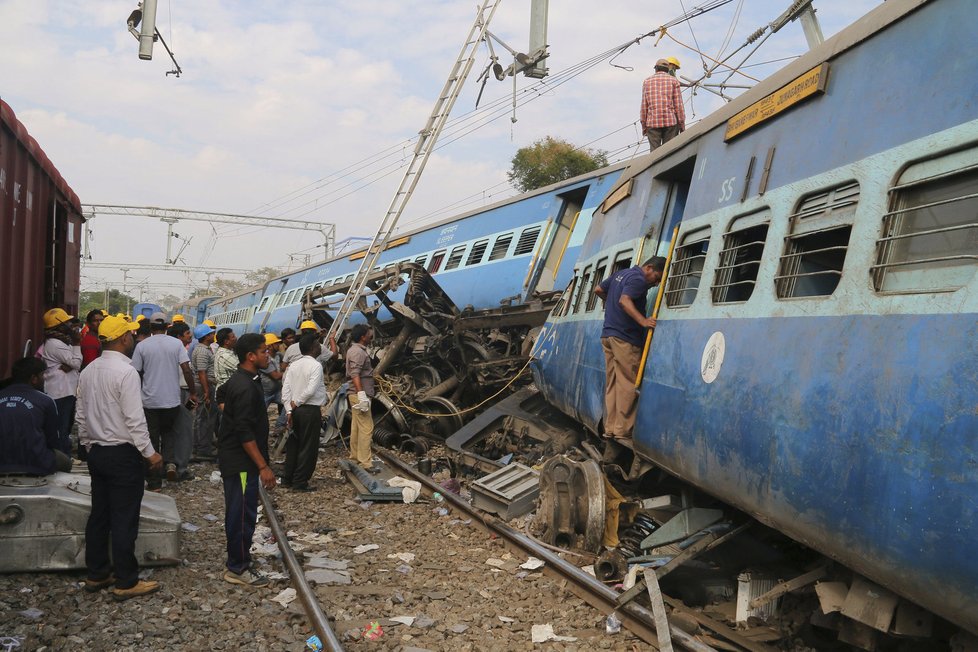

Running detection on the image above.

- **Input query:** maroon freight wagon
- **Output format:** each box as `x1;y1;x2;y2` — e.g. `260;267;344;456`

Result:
0;99;83;378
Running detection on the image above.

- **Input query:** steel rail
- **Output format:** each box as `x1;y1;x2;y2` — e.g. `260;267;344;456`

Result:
259;486;344;652
376;450;716;652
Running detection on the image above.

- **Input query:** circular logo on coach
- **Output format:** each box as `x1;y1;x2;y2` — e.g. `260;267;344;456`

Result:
701;331;725;384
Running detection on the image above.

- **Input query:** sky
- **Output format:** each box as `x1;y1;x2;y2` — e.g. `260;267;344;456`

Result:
1;0;879;304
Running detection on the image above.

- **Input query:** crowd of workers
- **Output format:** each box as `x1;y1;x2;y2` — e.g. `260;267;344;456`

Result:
0;307;377;600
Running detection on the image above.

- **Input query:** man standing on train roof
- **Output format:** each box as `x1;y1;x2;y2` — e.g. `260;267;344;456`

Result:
594;257;666;442
130;312;197;490
216;333;275;588
641;58;686;151
76;314;163;600
40;308;82;457
346;324;376;471
0;357;73;475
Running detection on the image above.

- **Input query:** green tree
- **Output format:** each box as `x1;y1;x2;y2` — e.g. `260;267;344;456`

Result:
78;289;139;317
507;137;608;193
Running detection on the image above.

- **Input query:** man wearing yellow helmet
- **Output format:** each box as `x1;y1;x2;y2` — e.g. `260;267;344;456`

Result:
641;58;686;151
40;308;82;456
666;56;681;75
281;320;336;376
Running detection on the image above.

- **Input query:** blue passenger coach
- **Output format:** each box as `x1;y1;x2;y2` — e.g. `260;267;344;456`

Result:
532;0;977;635
205;165;627;335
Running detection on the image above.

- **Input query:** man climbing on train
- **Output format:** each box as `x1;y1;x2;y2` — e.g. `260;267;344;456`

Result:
641;58;685;151
594;257;666;442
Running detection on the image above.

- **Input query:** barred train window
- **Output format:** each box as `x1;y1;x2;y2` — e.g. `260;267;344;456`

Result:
776;181;857;298
712;212;769;304
489;234;513;261
586;259;608;312
514;226;541;255
874;150;978;293
573;266;592;314
467;239;489;266
665;228;710;308
445;245;467;270
427;250;446;274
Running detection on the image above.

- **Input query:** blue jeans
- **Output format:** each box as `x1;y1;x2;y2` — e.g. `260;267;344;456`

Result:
54;395;75;456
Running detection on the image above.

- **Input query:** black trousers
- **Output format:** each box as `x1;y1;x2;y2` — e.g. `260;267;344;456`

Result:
144;406;179;487
222;470;258;574
85;443;145;589
283;404;321;488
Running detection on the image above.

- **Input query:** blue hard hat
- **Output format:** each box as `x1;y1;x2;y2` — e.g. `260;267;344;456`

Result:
193;324;215;340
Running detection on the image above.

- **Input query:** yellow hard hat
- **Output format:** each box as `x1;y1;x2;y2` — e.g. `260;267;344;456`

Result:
203;319;216;327
667;56;681;69
98;314;139;342
100;309;109;316
299;320;318;331
172;314;185;322
135;314;146;322
43;308;76;329
264;333;281;346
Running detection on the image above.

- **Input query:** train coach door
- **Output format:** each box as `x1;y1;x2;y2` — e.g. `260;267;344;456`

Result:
525;185;590;296
652;156;696;261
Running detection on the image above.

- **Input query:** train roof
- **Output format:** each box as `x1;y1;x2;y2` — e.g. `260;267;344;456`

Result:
174;294;220;308
0;99;82;213
602;0;927;202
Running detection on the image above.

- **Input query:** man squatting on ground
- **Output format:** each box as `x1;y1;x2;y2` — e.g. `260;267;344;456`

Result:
594;257;665;441
216;332;276;587
346;324;376;471
77;314;164;600
0;357;73;475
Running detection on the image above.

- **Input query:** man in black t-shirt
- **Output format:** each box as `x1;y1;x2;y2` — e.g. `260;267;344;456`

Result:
216;333;275;587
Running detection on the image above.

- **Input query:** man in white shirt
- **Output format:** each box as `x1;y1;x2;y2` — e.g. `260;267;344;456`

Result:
280;334;327;491
40;308;83;456
280;321;336;374
130;313;197;490
77;315;163;601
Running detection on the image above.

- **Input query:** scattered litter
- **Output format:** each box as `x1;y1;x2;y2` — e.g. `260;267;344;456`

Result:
433;507;449;517
362;622;384;641
19;587;31;594
202;513;218;522
520;557;545;570
306;557;348;570
581;565;596;577
605;613;622;634
450;624;469;634
359;501;374;510
396;564;412;574
389;616;415;627
439;477;462;495
209;470;222;484
138;569;155;580
622;564;640;590
387;552;416;563
388;476;422;503
18;608;43;620
337;529;356;536
352;543;379;554
393;591;405;604
432;491;445;503
305;634;323;651
498;616;515;623
181;522;200;533
271;588;297;607
414;616;436;629
294;532;334;546
485;558;506;568
531;624;577;643
305;568;351;585
266;571;289;580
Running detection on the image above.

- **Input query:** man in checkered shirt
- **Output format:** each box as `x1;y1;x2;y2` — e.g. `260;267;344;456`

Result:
641;58;685;151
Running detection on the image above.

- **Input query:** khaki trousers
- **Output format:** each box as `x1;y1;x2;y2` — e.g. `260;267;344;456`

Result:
601;336;642;438
348;396;374;467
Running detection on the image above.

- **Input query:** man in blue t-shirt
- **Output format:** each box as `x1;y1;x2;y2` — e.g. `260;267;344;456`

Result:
594;257;666;441
0;357;72;475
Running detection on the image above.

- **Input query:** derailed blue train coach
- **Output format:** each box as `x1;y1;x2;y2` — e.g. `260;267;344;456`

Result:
532;0;978;636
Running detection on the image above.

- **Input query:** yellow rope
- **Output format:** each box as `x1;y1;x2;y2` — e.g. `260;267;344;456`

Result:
376;356;535;419
661;31;761;83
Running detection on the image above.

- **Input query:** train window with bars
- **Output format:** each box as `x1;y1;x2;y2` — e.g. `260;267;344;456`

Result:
586;258;608;311
573;266;593;313
873;151;978;293
612;250;633;274
665;228;711;308
489;233;513;261
445;244;467;270
258;297;271;312
554;276;577;317
776;182;858;298
711;213;769;304
514;226;541;256
427;250;446;273
467;239;489;266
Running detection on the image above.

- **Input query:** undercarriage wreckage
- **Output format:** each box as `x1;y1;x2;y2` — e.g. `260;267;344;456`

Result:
301;262;556;443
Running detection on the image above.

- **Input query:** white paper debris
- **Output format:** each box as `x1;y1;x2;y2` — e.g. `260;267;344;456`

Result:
622;564;640;591
352;543;380;554
389;616;416;627
181;522;200;532
387;552;416;563
209;470;222;484
270;588;297;607
387;476;421;503
498;616;515;623
531;624;577;643
485;558;506;568
519;557;545;570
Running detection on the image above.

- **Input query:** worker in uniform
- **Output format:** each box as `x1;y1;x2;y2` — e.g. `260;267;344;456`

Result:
280;333;326;491
594;257;666;441
666;56;681;76
191;323;219;461
345;324;376;471
641;58;686;151
0;357;73;475
216;333;275;588
77;314;163;600
281;321;335;374
40;308;82;456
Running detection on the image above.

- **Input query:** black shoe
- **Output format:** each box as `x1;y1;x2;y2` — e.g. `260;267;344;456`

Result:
293;484;314;492
176;471;194;482
279;478;292;488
